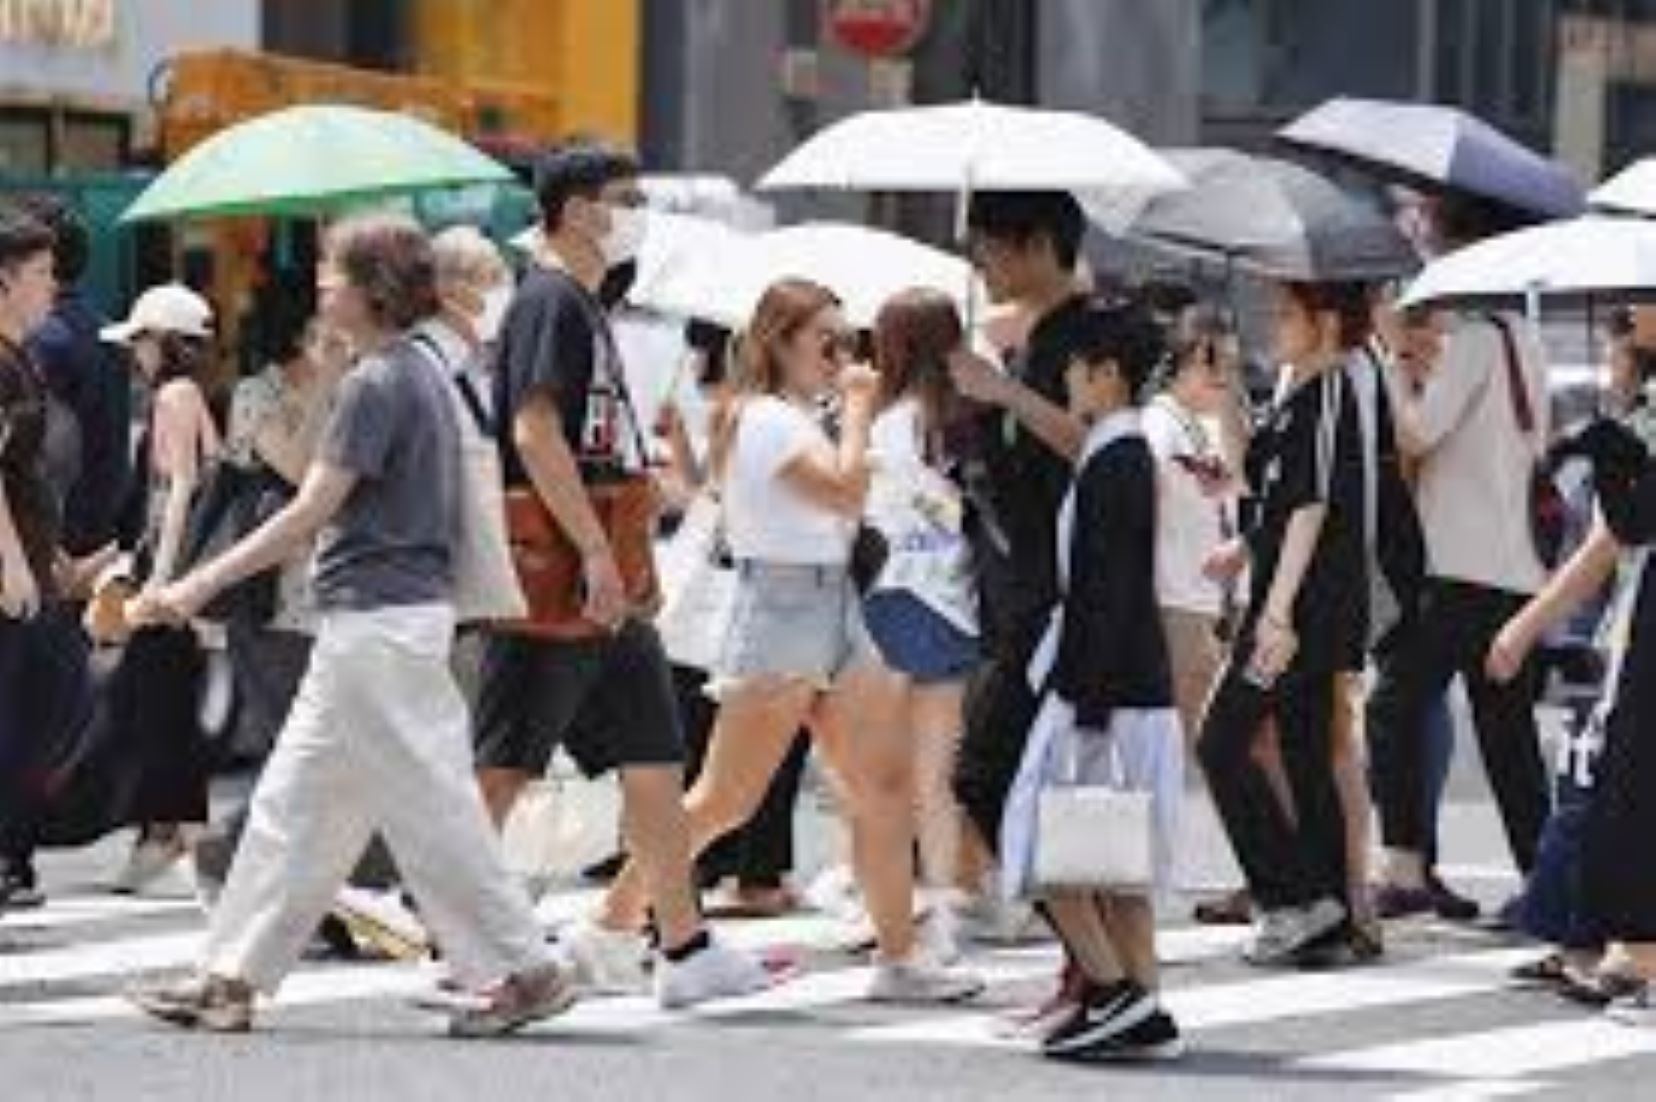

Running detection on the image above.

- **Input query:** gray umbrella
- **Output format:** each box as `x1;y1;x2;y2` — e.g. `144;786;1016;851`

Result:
1126;149;1417;282
1277;97;1584;221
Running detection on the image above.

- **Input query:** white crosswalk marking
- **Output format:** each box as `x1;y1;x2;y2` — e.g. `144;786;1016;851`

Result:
5;886;1656;1099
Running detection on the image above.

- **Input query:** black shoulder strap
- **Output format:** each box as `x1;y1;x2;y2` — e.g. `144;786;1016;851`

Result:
410;329;493;439
1487;314;1537;437
565;276;651;469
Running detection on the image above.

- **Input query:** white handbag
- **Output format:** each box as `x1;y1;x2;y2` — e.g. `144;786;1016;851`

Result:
1032;730;1155;894
654;492;737;671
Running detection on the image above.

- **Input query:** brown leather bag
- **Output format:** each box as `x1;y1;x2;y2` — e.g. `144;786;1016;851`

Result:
497;477;662;639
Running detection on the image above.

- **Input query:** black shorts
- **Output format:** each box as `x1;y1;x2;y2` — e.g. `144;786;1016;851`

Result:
474;618;685;778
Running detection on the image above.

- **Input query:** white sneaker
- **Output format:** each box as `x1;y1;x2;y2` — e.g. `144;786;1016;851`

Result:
111;836;186;896
952;892;1047;946
654;940;777;1009
918;904;965;966
1244;898;1346;966
867;954;986;1005
559;920;649;995
331;886;430;961
804;864;862;921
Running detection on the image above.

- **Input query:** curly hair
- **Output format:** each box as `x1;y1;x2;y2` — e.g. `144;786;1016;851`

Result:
324;214;438;332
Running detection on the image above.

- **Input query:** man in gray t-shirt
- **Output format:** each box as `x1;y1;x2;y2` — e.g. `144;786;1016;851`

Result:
313;337;461;611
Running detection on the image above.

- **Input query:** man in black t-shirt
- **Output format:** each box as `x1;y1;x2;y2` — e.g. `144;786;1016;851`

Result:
477;141;770;1008
946;191;1092;855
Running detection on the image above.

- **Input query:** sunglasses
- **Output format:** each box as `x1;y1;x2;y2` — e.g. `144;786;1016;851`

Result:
818;329;859;360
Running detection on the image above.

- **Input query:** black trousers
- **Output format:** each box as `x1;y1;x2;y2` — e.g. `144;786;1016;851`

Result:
1199;657;1348;912
675;665;806;888
1365;578;1549;873
953;622;1044;855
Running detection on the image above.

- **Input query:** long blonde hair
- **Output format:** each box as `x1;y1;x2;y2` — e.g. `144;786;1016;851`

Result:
709;277;841;478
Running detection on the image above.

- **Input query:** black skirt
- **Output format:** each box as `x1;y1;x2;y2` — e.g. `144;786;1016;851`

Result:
36;625;209;847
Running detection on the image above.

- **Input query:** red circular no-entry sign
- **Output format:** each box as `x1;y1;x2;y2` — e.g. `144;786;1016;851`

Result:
823;0;933;58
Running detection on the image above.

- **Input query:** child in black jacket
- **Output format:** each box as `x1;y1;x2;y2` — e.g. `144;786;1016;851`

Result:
1000;298;1184;1063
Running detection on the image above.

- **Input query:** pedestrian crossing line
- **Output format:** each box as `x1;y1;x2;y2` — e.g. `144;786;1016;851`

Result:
1298;1017;1656;1083
1385;1079;1551;1101
0;961;432;1029
0;930;200;988
1;895;199;933
843;946;1539;1048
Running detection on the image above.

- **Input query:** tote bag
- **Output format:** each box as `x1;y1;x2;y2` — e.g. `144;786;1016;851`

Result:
655;492;737;671
410;333;527;625
1033;728;1155;895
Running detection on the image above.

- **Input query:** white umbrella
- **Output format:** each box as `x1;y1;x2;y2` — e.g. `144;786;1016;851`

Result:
621;221;974;330
756;99;1185;230
1398;215;1656;310
1589;158;1656;218
728;222;974;329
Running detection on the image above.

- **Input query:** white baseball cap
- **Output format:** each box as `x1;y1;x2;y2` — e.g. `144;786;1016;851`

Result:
100;283;214;344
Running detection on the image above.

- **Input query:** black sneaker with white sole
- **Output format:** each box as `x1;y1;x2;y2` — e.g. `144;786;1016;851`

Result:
1080;1009;1185;1063
1041;979;1155;1058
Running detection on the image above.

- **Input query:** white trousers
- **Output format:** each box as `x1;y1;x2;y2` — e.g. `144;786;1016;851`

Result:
203;603;546;993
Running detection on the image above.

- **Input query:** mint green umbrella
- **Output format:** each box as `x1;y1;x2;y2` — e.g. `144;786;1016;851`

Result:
121;103;516;223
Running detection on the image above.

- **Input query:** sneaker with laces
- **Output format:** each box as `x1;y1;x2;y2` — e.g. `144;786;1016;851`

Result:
1244;898;1346;966
127;973;255;1033
867;954;985;1005
1041;979;1156;1058
654;940;779;1009
559;920;649;994
446;962;578;1038
1080;1008;1186;1062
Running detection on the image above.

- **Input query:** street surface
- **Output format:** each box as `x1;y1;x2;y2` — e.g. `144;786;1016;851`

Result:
4;719;1654;1102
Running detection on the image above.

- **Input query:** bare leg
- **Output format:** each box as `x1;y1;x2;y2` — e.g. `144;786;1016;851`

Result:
1046;891;1124;985
1097;894;1158;989
911;680;968;893
813;665;918;960
605;679;815;931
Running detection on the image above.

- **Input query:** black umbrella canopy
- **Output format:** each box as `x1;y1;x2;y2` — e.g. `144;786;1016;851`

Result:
1127;149;1417;283
1277;97;1585;222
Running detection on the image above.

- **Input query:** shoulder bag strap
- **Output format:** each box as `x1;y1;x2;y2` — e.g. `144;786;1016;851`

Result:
1488;314;1537;439
410;330;493;439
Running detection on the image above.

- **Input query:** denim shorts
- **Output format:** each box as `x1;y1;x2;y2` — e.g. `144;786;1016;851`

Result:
715;561;875;691
863;589;979;684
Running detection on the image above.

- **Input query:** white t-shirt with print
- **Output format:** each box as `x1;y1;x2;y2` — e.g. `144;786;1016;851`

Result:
724;395;852;565
866;398;978;635
1141;396;1234;618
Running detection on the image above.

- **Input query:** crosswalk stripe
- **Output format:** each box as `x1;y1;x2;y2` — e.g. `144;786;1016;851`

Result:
1299;1018;1656;1081
1385;1080;1551;1101
1;895;199;933
5;890;1650;1101
0;931;200;987
844;947;1537;1048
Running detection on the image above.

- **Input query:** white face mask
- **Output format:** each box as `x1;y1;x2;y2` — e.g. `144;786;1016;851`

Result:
475;284;512;343
599;205;648;267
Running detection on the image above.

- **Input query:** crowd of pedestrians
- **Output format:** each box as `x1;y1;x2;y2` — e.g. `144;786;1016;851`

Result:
5;132;1656;1063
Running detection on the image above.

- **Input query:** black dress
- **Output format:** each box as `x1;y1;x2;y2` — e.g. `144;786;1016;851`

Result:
36;413;210;846
1581;449;1656;940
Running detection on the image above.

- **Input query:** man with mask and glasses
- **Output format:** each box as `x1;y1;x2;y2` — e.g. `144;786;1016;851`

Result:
474;141;776;1009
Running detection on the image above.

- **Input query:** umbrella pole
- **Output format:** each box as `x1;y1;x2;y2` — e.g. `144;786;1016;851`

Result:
956;162;978;343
